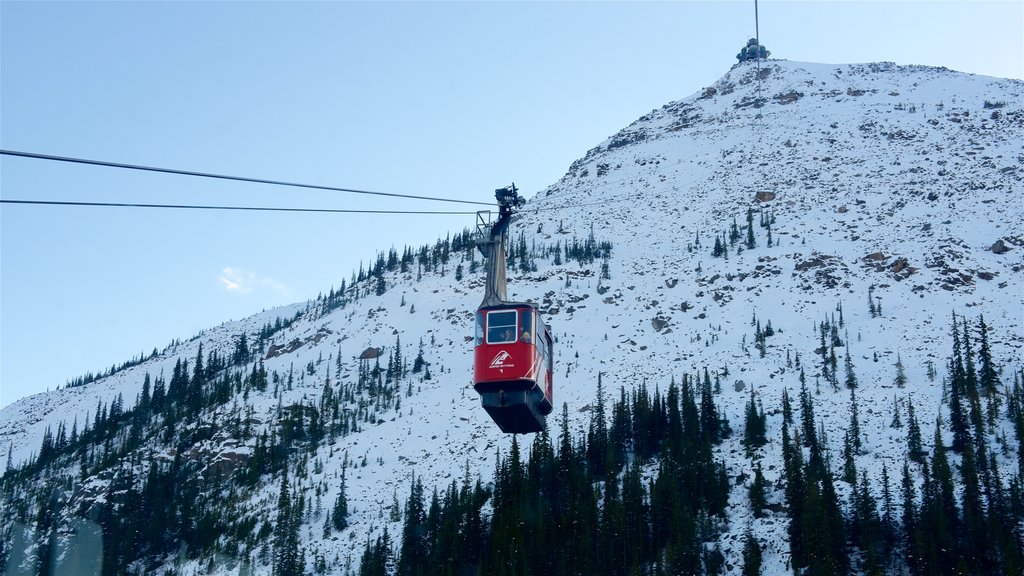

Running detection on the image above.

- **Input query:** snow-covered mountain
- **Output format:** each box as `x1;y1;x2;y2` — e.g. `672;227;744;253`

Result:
2;60;1022;575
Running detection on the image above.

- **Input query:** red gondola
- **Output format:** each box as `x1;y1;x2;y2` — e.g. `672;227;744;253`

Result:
472;185;554;433
474;303;553;433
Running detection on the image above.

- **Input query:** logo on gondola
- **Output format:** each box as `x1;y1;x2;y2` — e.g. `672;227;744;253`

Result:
490;350;514;370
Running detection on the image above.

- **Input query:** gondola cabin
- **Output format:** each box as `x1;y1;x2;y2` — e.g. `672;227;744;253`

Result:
474;303;553;433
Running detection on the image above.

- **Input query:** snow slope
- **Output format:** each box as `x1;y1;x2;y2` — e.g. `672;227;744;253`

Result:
2;60;1022;575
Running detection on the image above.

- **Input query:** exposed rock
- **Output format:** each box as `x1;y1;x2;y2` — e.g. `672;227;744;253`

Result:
774;90;803;105
266;338;305;359
265;327;333;360
607;130;647;151
755;191;776;202
991;239;1011;254
795;255;830;271
794;253;847;289
652;316;670;332
359;347;384;360
203;450;251;481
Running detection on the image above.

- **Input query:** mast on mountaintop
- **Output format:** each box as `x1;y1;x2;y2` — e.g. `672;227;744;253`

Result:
755;0;763;107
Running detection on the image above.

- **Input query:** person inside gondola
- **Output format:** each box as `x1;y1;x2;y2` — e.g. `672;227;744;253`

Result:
489;327;514;343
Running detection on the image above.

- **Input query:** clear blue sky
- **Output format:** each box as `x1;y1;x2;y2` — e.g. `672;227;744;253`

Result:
2;1;1021;408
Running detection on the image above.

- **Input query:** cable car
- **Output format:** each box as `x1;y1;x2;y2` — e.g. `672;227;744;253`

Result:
474;303;553;433
472;185;554;433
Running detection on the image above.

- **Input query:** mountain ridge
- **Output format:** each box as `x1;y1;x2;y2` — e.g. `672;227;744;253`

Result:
2;59;1022;575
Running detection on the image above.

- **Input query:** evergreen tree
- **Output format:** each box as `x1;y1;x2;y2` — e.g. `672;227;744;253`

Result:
890;395;903;428
899;459;917;557
742;390;767;451
848;388;862;452
273;465;301;576
844;347;858;389
781;386;793;426
188;344;206;415
586;373;609;478
948;313;971;453
748;462;767;518
397;474;427;576
907;400;925;463
412;339;426;374
962;318;985;447
331;470;349;532
799;371;818;448
745;207;756;249
843;429;858;484
895;353;907;388
358;527;392;576
741;529;762;576
976;315;999;395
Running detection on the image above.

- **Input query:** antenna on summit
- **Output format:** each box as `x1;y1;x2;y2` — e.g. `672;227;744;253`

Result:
736;3;769;65
755;0;763;107
755;0;760;59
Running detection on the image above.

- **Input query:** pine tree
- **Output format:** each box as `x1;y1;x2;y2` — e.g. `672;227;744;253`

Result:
844;347;858;389
749;462;767;518
900;459;916;552
962;318;985;443
890;395;903;428
743;391;767;451
712;235;724;258
848;388;862;452
799;370;817;448
895;353;908;388
586;373;609;478
828;342;839;391
843;430;858;484
745;207;756;249
742;529;762;576
907;400;924;463
880;463;895;538
331;470;349;531
188;344;206;415
976;315;999;394
412;339;425;374
949;317;971;453
273;465;300;576
781;387;793;426
397;474;427;576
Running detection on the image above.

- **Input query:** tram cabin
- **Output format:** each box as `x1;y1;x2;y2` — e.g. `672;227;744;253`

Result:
473;303;553;433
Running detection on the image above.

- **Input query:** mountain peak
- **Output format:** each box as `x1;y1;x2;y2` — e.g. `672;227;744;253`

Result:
3;59;1021;575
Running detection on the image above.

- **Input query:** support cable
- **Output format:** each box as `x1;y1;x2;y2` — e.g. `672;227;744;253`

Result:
0;149;493;207
0;198;476;215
